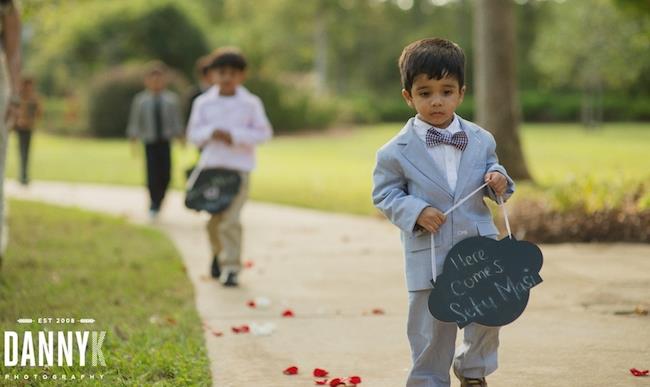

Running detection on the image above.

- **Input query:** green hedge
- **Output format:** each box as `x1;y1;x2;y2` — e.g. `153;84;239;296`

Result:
245;76;337;133
46;86;650;137
343;91;650;124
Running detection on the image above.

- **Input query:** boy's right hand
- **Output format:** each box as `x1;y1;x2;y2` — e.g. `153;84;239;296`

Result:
416;207;446;234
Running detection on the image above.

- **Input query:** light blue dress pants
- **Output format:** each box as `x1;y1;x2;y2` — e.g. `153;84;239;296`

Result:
406;289;500;387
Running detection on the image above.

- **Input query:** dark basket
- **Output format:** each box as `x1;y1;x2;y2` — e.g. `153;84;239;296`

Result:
185;167;241;214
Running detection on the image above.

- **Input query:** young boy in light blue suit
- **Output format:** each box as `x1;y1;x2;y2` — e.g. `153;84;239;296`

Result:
372;38;515;387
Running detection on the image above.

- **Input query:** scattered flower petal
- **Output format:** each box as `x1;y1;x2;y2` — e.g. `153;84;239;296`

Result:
283;366;299;375
250;322;276;336
371;308;385;315
211;330;223;337
347;375;362;384
315;379;328;385
282;309;295;318
244;260;254;269
313;368;329;377
247;300;256;308
231;324;250;334
630;368;649;377
255;296;271;308
329;378;344;386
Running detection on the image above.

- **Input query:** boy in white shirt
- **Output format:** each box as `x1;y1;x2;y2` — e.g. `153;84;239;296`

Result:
187;48;273;287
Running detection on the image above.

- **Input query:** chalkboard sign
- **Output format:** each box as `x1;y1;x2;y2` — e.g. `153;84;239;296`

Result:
185;168;241;214
428;236;543;328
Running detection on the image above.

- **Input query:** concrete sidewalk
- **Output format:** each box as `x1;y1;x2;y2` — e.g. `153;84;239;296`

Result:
7;180;650;387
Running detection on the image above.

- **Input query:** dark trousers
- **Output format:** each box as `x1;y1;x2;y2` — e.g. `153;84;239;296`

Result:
144;140;171;211
16;130;32;184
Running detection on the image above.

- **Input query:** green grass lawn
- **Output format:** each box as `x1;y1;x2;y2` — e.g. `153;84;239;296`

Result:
0;200;211;386
6;122;650;215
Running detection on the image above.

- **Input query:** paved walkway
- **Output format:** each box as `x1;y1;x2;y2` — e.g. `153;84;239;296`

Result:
7;180;650;386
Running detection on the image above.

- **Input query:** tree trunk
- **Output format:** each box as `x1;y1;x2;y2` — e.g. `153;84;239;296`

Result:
473;0;532;180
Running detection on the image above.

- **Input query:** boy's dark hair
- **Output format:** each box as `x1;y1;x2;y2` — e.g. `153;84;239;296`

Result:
145;60;168;76
399;38;465;93
207;47;247;71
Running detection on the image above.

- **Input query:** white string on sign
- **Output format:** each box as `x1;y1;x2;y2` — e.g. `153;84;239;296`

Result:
186;156;207;190
498;195;512;239
430;183;511;281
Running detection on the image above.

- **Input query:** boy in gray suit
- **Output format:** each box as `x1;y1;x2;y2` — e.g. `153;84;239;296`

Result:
127;61;184;219
372;38;515;387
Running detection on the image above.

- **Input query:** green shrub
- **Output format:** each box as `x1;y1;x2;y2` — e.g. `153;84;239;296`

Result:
245;76;337;133
40;97;86;136
29;1;209;96
506;177;650;243
87;64;189;138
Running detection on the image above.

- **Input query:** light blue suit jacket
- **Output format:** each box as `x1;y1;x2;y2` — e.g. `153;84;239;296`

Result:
372;117;515;291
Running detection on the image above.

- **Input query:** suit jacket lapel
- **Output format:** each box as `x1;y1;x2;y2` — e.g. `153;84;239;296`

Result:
399;119;454;198
453;118;482;200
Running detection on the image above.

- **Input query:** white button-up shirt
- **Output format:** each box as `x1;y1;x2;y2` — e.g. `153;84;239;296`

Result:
412;114;463;192
187;85;273;172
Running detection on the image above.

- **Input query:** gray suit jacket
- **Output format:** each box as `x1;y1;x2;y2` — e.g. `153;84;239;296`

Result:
372;117;515;291
126;90;183;143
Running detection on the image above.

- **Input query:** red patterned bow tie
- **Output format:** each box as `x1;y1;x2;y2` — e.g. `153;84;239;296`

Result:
425;127;468;151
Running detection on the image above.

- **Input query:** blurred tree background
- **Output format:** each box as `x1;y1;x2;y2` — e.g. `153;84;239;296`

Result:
7;0;650;242
19;0;650;137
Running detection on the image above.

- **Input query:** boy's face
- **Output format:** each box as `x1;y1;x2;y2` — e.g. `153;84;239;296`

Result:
200;71;212;87
21;81;34;95
210;66;245;95
145;73;167;93
402;74;465;129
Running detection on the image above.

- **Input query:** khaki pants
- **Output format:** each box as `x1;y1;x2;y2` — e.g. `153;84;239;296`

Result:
206;172;249;274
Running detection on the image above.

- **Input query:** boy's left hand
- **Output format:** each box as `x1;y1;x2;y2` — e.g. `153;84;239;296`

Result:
212;129;233;145
484;172;507;196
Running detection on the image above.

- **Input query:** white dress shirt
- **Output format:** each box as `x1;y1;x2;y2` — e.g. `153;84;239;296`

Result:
412;114;463;192
187;85;273;172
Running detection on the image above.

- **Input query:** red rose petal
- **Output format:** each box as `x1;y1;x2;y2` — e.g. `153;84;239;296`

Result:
630;368;649;377
328;378;344;387
347;375;362;384
247;300;256;308
211;330;223;337
282;309;295;317
313;368;329;377
244;260;254;268
231;324;250;334
371;308;385;315
283;366;299;375
315;380;328;385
